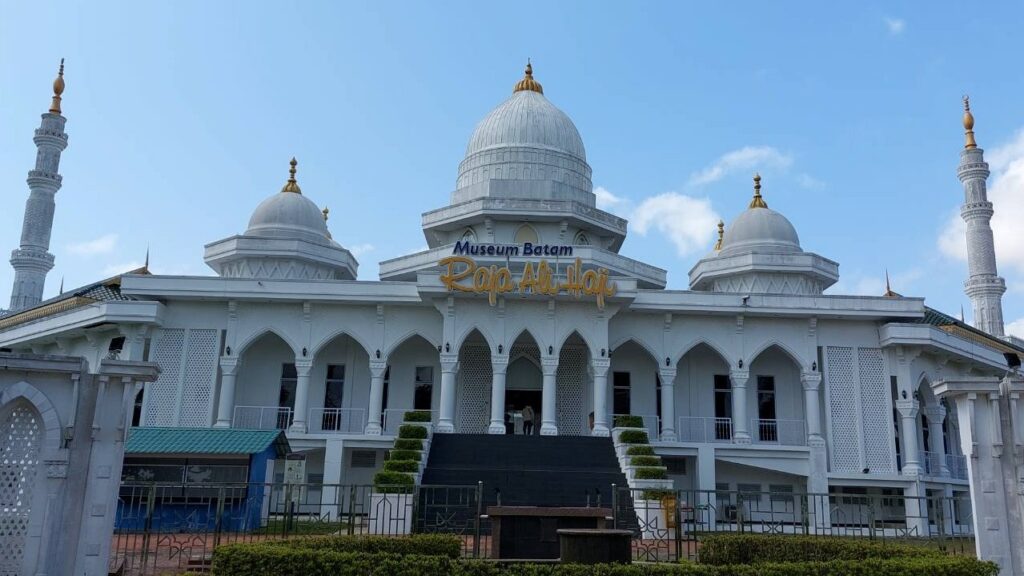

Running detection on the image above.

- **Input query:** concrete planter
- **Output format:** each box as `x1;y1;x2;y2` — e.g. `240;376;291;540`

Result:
630;478;673;490
368;492;414;535
611;426;646;445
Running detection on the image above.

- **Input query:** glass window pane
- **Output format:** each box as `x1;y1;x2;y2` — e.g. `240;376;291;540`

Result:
415;366;433;384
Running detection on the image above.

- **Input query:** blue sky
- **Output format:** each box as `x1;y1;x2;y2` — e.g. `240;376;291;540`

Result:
2;1;1024;334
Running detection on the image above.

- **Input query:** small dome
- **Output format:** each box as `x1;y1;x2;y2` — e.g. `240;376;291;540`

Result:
719;207;801;255
246;159;331;243
465;89;586;160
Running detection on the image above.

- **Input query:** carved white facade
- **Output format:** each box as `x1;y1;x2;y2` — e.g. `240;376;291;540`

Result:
1;63;1020;567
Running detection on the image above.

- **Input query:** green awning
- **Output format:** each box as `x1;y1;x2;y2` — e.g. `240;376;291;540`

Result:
126;427;290;457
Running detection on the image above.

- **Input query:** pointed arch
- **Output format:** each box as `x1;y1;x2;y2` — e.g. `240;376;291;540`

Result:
234;327;302;359
610;336;661;366
673;338;732;368
508;327;544;351
916;374;940;408
310;327;374;360
556;329;594;359
746;341;808;370
0;381;62;454
453;325;496;354
382;330;439;359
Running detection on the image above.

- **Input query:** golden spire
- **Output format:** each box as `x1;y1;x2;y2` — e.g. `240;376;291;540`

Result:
714;220;725;251
748;173;768;209
963;95;977;149
281;157;302;193
322;206;332;238
883;269;898;297
49;58;65;114
513;59;544;94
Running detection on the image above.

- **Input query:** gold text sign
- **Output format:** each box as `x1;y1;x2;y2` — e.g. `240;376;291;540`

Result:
438;256;616;309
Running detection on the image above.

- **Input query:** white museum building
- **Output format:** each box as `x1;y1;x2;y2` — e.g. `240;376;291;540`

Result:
1;62;1020;531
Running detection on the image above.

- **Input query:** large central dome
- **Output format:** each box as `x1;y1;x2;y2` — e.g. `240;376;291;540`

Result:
453;63;593;205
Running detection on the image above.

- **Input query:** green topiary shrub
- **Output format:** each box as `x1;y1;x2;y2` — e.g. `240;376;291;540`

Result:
388;449;421;462
404;411;433;422
697;534;946;565
633;466;668;480
618;429;649;444
626;445;655;456
273;534;462;558
630;455;661;467
372;471;414;494
383;459;419;473
641;489;676;501
394;438;424;451
399;424;429;439
614;415;645;428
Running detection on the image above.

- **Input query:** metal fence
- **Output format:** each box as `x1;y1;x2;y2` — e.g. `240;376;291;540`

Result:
108;482;975;574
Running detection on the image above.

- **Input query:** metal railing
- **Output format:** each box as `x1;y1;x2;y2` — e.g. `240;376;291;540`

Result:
232;406;292;430
677;416;733;443
946;454;968;480
308;408;366;434
751;418;807;446
922;451;969;480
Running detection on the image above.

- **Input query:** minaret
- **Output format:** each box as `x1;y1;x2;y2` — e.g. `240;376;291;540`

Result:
958;96;1006;337
8;60;69;312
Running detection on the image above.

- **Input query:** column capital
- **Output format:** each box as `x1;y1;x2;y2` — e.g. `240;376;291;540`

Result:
895;399;920;418
924;404;947;421
440;355;459;372
730;370;749;387
369;360;388;378
541;356;559;374
491;356;509;374
295;359;314;375
220;356;240;374
659;367;677;382
591;358;610;376
801;372;822;390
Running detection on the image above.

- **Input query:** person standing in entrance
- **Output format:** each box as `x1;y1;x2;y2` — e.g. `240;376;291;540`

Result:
522;404;535;435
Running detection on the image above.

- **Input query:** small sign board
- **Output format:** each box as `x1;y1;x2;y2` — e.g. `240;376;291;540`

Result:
284;453;306;486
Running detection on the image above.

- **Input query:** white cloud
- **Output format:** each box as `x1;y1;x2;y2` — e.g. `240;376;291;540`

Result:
796;173;825;191
348;243;375;258
1007;317;1024;339
688;146;793;187
884;17;905;35
938;128;1024;274
630;192;720;256
67;233;118;256
827;268;924;297
594;186;628;213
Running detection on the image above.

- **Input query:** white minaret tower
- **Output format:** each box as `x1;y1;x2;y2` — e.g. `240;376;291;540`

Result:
958;96;1006;337
8;60;69;312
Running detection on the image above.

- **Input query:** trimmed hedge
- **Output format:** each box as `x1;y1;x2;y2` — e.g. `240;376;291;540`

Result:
404;411;433;423
273;534;461;558
389;449;421;461
630;455;661;467
626;445;655;456
614;415;645;428
634;466;668;480
383;459;420;473
618;430;649;444
372;471;414;494
399;424;429;439
211;547;997;576
641;489;676;501
394;438;424;451
697;534;944;565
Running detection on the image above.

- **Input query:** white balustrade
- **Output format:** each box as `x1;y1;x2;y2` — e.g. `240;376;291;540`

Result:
750;418;806;446
308;408;366;434
232;405;292;430
676;417;734;443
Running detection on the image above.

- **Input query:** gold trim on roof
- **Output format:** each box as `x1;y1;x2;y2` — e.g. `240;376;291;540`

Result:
513;60;544;95
940;324;1020;355
49;58;65;114
281;157;302;193
749;173;767;209
963;96;977;149
0;296;97;331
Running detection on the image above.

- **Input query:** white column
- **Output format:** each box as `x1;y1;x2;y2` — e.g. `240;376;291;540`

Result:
322;439;344;521
801;372;823;444
659;367;677;442
801;372;829;529
436;356;459;433
697;445;717;532
365;360;388;435
488;356;509;434
540;357;559;436
926;405;949;476
290;359;313;433
896;399;922;476
730;370;751;443
214;357;239;428
592;358;610;437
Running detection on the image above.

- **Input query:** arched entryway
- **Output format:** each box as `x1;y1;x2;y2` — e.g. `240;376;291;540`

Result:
505;332;542;435
455;329;492;433
555;331;590;436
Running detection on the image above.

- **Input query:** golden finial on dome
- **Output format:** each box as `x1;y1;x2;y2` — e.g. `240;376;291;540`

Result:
963;95;977;149
281;157;302;193
49;58;65;114
749;173;768;209
322;206;329;221
513;59;544;94
714;220;725;251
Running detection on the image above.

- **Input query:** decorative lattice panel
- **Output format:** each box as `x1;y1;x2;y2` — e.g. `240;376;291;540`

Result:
556;346;587;436
178;329;220;428
146;329;185;426
0;405;41;576
825;346;860;472
858;348;894;472
456;345;492;433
